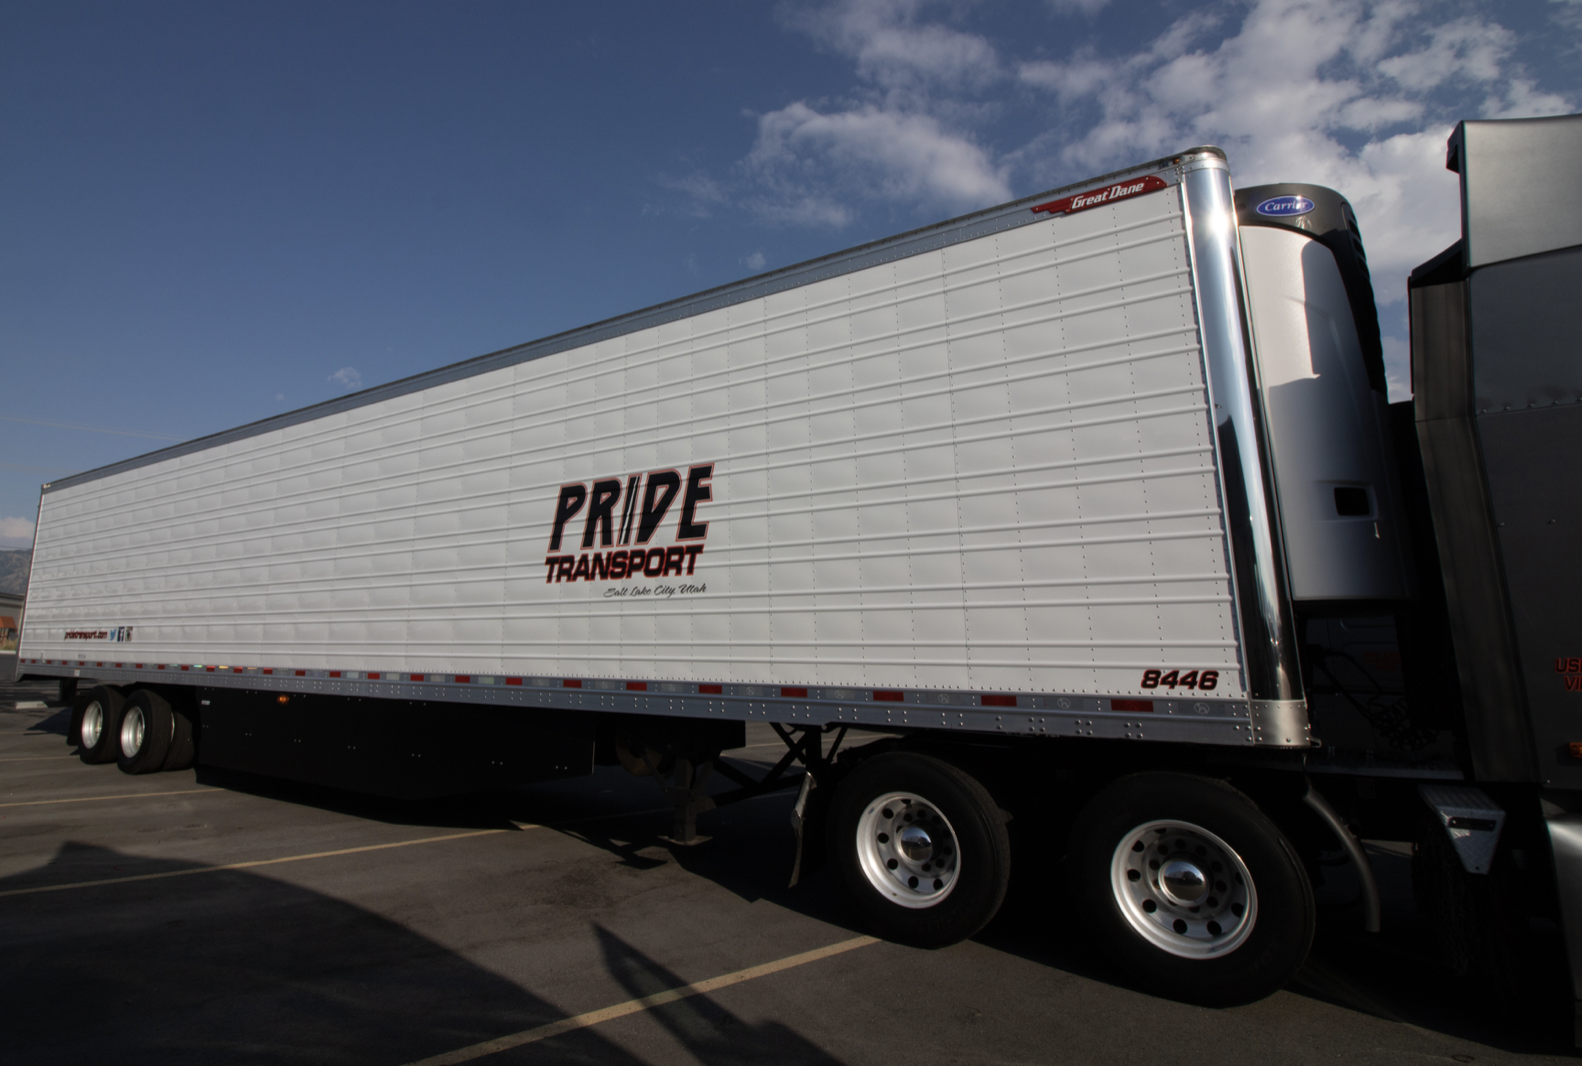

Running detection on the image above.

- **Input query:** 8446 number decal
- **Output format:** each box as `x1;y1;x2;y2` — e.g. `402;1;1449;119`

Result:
1140;669;1218;690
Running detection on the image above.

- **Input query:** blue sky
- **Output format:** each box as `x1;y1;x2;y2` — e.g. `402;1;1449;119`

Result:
2;0;1575;548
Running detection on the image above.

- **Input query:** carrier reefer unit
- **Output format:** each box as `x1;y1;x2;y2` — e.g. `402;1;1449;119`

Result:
17;126;1581;1024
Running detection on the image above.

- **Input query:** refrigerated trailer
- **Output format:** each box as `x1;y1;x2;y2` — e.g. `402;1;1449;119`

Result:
15;117;1582;1022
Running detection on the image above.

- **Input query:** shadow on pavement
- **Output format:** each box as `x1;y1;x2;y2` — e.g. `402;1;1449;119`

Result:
32;715;1573;1058
192;764;530;833
588;924;842;1065
974;837;1580;1058
21;706;71;737
0;842;850;1066
538;784;870;941
1285;844;1577;1058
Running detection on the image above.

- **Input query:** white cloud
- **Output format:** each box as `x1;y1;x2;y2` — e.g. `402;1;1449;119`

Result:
1556;0;1582;33
740;0;1570;399
0;517;35;539
736;0;1572;403
1335;97;1424;132
1019;55;1117;101
788;0;1002;92
328;367;362;390
743;251;768;271
656;172;730;218
737;1;1009;225
1484;78;1575;119
1376;17;1512;91
746;102;1010;220
1382;334;1410;397
1014;0;1574;305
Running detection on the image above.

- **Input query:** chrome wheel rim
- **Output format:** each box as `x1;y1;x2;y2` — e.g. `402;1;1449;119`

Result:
81;702;103;748
1110;820;1257;958
120;706;145;758
856;792;960;909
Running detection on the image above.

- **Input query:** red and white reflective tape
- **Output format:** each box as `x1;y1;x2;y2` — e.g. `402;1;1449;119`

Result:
16;656;1143;711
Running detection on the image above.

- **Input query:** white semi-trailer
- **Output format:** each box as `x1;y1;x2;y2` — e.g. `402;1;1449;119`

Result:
16;115;1582;1027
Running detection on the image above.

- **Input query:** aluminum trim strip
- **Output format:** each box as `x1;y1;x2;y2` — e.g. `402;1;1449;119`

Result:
1179;161;1306;706
16;661;1308;747
1541;807;1582;1041
1249;700;1312;748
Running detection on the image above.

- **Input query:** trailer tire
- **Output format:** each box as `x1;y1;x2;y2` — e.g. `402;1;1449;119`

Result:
831;752;1010;948
161;697;198;771
77;686;125;764
1068;772;1314;1006
117;689;174;775
68;692;91;748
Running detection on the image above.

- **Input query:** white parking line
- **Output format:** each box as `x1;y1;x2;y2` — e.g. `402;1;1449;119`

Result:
402;935;881;1066
0;785;799;899
0;828;517;899
0;802;707;899
0;788;218;808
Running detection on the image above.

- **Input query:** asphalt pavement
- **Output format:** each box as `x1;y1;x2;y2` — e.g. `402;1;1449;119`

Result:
1;669;1576;1064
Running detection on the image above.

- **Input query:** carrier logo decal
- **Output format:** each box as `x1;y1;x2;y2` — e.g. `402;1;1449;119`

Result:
1031;175;1168;216
64;627;134;642
544;464;712;584
1255;195;1315;217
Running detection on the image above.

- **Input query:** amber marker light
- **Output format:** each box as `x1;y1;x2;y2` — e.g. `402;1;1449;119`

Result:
1569;742;1582;760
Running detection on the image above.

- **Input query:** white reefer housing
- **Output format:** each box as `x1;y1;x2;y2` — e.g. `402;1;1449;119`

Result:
1238;207;1411;603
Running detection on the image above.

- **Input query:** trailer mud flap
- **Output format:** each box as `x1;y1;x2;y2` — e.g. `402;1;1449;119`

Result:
789;774;815;888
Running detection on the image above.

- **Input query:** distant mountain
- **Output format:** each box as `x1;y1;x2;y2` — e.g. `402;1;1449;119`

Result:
0;550;31;596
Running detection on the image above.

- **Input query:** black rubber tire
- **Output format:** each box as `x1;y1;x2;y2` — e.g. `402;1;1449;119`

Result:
1067;772;1315;1007
68;692;91;748
117;689;174;775
76;686;125;764
830;752;1010;948
161;697;198;771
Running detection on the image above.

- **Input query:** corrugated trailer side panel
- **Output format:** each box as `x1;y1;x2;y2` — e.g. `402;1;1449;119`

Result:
25;187;1238;701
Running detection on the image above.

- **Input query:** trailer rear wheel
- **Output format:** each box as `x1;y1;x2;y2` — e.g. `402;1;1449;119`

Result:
831;752;1009;948
117;689;174;775
68;692;91;749
77;687;125;764
161;698;197;771
1068;772;1314;1006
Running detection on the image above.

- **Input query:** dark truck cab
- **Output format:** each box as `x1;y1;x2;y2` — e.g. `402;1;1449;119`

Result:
1410;113;1582;1041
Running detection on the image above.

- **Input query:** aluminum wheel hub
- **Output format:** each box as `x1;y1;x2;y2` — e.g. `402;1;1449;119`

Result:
121;706;145;758
1110;820;1257;958
1159;859;1208;905
81;702;103;749
856;792;960;909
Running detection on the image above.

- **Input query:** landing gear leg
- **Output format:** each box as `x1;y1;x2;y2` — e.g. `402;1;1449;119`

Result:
614;723;841;849
662;755;715;844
